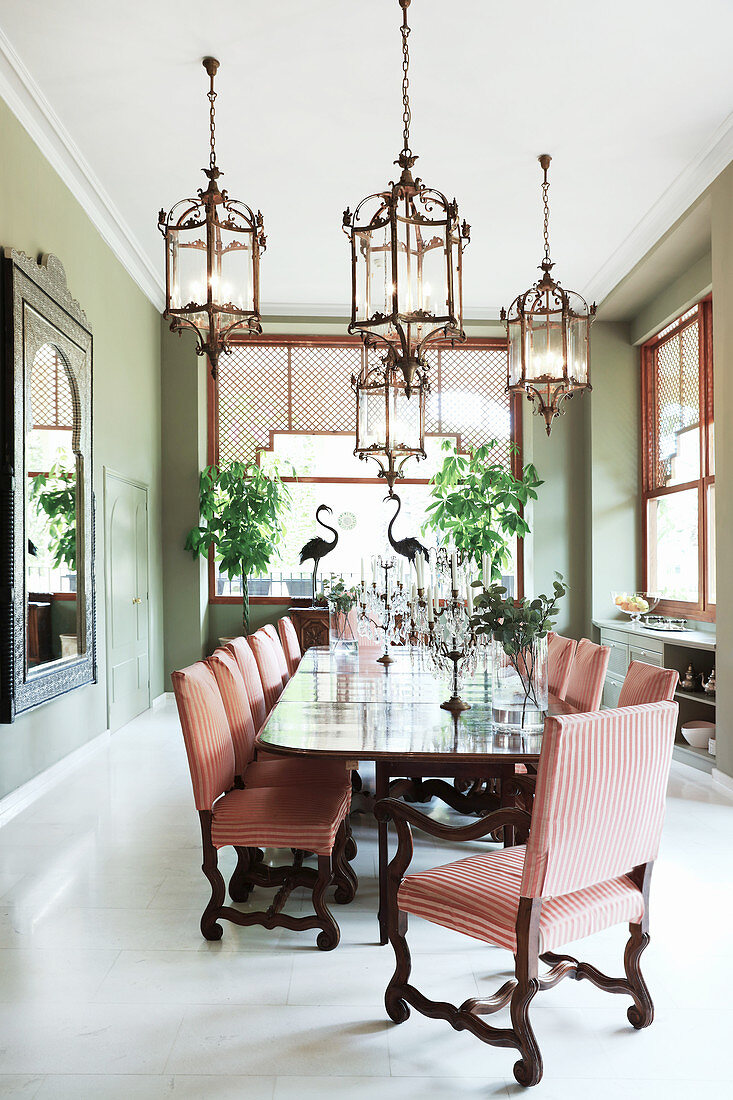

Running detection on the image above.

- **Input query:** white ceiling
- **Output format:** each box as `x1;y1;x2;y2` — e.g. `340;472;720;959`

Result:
1;0;732;318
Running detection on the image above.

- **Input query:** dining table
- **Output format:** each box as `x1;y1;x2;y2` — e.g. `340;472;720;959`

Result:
256;645;577;944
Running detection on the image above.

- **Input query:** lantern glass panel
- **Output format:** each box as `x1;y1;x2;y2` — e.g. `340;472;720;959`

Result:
507;317;525;387
527;306;564;382
358;383;388;450
213;220;255;324
388;380;422;451
567;307;590;386
168;223;208;328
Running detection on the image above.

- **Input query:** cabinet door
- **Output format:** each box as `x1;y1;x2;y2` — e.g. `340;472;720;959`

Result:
629;645;663;668
603;673;624;709
600;635;629;677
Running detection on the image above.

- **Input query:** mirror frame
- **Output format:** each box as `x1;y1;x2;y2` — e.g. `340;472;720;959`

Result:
0;250;96;722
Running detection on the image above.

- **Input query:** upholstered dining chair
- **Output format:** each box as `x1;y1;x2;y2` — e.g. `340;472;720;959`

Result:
262;622;290;687
172;659;357;949
547;632;577;700
248;630;285;713
376;700;678;1087
564;637;611;712
278;615;302;677
618;660;678;707
227;636;268;733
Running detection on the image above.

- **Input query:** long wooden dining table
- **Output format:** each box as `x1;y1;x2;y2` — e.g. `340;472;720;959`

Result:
256;645;576;944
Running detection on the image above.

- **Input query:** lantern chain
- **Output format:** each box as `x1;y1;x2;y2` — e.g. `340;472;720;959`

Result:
208;66;217;172
400;0;412;157
541;156;551;265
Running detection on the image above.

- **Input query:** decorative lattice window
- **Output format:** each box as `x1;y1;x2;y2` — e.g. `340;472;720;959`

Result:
29;344;74;430
642;300;715;618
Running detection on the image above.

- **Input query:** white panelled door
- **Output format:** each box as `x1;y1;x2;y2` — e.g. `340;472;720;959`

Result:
104;469;150;731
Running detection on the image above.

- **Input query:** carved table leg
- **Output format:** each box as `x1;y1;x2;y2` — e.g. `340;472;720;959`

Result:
376;762;390;946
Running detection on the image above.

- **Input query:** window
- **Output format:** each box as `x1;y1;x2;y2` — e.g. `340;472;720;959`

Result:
209;335;523;602
641;300;714;619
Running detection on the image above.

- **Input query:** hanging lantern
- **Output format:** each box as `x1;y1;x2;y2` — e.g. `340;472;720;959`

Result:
352;349;427;493
501;154;595;435
158;58;266;378
344;0;469;489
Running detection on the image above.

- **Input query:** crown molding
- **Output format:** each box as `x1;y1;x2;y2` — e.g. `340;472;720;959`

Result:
583;110;733;308
0;27;165;313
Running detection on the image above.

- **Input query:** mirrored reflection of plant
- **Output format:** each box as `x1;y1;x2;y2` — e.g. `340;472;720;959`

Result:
30;463;77;571
472;574;568;724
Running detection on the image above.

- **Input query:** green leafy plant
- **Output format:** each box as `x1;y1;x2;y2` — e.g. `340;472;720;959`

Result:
185;461;291;634
30;463;77;571
422;440;543;582
471;574;569;723
320;576;359;614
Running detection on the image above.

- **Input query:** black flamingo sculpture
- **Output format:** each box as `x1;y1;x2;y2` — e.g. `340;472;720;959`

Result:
299;504;339;605
385;493;430;565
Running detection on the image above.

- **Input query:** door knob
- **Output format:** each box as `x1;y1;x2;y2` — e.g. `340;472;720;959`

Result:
132;596;142;605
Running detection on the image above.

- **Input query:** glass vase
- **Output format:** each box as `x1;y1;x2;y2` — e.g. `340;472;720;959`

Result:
491;635;548;733
329;607;359;658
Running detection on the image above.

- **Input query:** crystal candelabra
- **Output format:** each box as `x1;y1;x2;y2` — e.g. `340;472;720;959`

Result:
417;548;484;712
357;556;409;664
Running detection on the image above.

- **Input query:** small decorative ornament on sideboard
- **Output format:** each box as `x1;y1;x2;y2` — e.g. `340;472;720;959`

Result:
703;668;716;697
681;663;699;692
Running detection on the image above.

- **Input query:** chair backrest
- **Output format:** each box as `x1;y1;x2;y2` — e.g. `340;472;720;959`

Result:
618;661;679;707
278;616;302;677
226;636;268;733
521;701;677;899
262;623;289;687
207;646;257;776
548;632;577;699
171;661;235;811
248;630;284;713
564;637;611;712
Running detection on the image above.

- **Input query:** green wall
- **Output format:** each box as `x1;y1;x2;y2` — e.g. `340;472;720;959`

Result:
0;96;164;800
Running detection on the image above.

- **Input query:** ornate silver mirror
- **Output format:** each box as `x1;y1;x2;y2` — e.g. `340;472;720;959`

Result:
0;251;95;721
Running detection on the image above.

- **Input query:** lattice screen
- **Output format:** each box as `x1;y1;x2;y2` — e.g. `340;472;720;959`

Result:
653;313;700;488
29;344;74;430
217;340;511;470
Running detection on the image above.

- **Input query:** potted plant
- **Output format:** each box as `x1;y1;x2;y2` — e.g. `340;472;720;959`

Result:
320;576;360;656
30;463;77;582
185;461;291;635
472;575;568;732
423;440;542;585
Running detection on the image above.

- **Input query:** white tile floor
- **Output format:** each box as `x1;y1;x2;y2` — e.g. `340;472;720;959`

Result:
0;698;731;1098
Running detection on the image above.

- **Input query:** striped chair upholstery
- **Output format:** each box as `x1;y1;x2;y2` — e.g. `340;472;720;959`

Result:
211;784;350;855
278;616;302;677
227;636;268;733
564;637;611;712
262;623;290;688
548;632;577;700
207;646;257;777
171;662;235;811
398;701;678;950
245;756;351;790
248;630;284;713
618;661;678;707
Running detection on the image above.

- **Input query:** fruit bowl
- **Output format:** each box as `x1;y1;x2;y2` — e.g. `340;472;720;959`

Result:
611;591;660;623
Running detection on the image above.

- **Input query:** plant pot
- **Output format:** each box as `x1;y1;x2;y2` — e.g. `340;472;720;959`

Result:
329;607;359;658
491;635;548;734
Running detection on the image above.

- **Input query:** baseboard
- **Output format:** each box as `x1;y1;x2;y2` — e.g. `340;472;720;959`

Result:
152;692;173;710
712;767;733;795
0;728;110;828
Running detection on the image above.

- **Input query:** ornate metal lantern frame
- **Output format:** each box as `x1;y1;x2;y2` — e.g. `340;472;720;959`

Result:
352;349;427;492
502;154;596;435
158;58;266;378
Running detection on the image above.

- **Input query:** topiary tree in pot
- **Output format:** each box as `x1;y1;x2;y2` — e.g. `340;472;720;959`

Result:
185;460;291;635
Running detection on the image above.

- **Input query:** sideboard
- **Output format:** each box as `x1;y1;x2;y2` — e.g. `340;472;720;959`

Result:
288;605;329;652
593;618;716;773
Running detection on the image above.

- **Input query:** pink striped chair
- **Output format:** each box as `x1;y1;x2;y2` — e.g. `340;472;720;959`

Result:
547;632;577;700
172;659;357;948
227;636;268;732
262;623;290;688
376;700;678;1087
564;637;611;712
618;661;678;707
208;645;351;792
248;630;284;713
278;615;302;677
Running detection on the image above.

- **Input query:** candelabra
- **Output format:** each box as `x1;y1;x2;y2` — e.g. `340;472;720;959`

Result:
358;556;409;664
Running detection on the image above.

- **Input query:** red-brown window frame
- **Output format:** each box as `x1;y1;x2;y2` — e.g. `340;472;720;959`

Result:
207;333;524;605
641;298;714;622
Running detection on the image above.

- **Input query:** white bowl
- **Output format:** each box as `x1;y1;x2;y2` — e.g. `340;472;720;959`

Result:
681;720;715;749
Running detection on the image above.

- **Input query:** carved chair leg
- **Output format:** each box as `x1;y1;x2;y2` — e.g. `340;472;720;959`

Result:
511;898;543;1087
313;854;340;951
624;924;654;1029
344;818;358;863
385;909;412;1024
229;846;253;902
333;821;358;905
199;812;226;941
